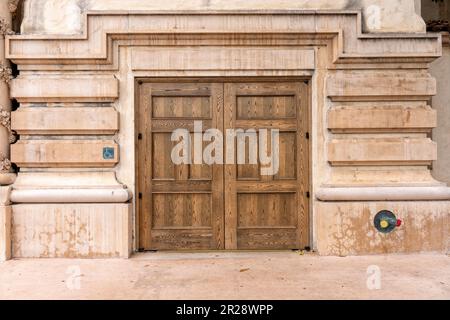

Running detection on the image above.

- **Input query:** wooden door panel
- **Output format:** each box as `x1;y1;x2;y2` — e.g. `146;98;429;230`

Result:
237;193;298;227
138;82;224;250
236;96;297;120
152;96;212;119
139;80;309;251
225;82;309;250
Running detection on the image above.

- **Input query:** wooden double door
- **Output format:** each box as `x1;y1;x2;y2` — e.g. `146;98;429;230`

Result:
138;80;309;251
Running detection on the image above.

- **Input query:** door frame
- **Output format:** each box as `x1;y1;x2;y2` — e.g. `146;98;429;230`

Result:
135;77;312;251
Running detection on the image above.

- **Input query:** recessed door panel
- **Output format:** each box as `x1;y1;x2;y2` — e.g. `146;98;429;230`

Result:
138;83;224;250
224;82;309;250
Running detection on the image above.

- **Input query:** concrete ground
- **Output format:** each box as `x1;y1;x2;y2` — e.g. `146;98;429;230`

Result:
0;252;449;300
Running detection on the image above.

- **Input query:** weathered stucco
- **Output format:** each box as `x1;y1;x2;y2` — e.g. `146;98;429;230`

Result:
12;203;132;258
21;0;425;34
317;202;450;256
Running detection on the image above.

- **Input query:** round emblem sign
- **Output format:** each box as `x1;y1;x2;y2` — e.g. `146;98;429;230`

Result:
374;210;399;234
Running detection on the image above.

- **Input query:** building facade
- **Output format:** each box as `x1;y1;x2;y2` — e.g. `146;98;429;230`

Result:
0;0;449;260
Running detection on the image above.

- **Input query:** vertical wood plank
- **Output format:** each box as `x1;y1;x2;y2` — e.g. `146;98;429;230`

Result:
224;83;238;250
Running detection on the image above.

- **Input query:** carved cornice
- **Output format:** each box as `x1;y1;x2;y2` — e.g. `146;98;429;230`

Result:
0;65;13;84
0;18;15;36
6;11;442;70
0;152;12;172
0;107;16;144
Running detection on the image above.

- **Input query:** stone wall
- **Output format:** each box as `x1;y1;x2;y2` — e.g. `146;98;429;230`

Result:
21;0;425;34
1;1;448;258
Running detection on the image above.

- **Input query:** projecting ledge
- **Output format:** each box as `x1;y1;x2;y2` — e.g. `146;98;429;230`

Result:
316;187;450;202
10;189;132;204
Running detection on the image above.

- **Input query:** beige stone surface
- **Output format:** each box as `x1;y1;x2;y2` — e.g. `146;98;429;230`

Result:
12;107;119;135
0;187;12;261
0;253;449;299
328;106;437;133
131;47;315;71
328;138;437;166
20;0;425;35
10;76;119;103
13;172;125;189
327;167;443;187
12;204;132;258
0;205;11;262
10;172;132;204
316;201;450;256
11;189;132;204
7;12;439;66
327;73;437;101
11;140;119;168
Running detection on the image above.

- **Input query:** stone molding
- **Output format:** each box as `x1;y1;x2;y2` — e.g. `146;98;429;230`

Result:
11;172;132;204
11;140;119;168
317;187;450;201
328;105;437;133
20;0;426;35
328;138;437;166
11;107;120;135
326;74;437;101
10;76;119;102
10;188;132;203
6;11;441;69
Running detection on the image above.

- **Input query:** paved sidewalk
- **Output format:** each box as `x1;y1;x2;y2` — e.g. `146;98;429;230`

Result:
0;252;448;300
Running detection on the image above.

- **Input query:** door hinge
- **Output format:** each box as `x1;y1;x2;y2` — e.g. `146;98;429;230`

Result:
306;192;310;199
306;132;310;140
138;133;143;140
138;193;143;199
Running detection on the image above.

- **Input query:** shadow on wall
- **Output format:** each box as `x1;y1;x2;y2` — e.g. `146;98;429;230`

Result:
422;1;450;185
422;0;450;31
